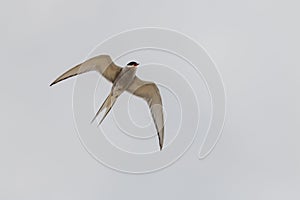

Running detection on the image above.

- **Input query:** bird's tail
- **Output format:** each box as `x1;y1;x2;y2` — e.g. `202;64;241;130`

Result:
91;92;118;126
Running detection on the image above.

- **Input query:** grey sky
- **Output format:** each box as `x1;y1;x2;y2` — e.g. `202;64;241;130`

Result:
0;0;299;199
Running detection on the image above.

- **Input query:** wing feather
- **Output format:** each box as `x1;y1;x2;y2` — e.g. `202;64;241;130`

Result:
126;76;164;150
50;55;122;86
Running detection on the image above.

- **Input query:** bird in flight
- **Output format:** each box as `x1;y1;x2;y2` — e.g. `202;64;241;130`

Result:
50;55;164;150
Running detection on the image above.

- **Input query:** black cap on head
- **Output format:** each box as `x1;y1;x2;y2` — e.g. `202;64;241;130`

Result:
127;61;139;66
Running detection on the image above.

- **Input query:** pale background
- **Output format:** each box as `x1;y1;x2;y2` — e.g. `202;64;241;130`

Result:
1;0;299;199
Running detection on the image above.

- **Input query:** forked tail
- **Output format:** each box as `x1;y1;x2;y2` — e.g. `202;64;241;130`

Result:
91;92;117;126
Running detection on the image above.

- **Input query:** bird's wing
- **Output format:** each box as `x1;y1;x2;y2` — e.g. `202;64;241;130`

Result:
126;76;164;150
50;55;122;86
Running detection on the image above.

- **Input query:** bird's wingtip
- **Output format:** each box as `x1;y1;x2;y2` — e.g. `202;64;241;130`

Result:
159;144;163;151
49;80;58;86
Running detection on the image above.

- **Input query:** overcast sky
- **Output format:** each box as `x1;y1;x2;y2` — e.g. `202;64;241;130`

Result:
0;0;299;199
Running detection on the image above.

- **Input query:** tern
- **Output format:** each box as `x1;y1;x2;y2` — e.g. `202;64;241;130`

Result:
50;55;164;150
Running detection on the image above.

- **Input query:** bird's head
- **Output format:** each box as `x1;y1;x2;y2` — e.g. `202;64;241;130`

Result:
127;61;139;68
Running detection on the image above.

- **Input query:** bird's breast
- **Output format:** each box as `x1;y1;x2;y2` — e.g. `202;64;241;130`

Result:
112;67;136;94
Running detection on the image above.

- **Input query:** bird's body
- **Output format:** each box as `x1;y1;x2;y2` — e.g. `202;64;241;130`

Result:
112;66;137;96
50;55;165;150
